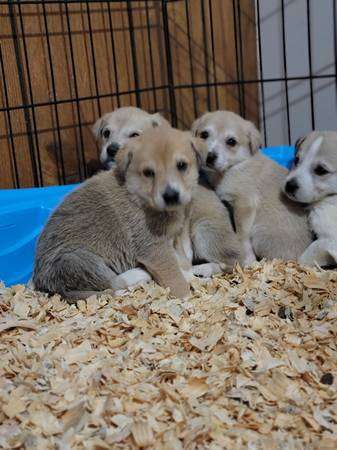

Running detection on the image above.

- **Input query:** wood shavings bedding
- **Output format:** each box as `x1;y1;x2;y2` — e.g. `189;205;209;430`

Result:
1;260;337;449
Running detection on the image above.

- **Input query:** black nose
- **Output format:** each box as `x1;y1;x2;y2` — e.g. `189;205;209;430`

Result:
107;142;120;158
285;179;299;195
206;152;217;166
163;186;180;205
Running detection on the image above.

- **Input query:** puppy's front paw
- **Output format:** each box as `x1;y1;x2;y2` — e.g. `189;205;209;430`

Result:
192;262;223;278
112;268;152;290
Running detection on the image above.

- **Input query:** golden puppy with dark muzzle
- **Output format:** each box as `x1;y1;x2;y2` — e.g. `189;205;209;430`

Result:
192;110;312;265
284;131;337;267
33;127;208;301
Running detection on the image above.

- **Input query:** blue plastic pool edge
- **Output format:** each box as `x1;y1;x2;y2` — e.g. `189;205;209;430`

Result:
0;146;295;287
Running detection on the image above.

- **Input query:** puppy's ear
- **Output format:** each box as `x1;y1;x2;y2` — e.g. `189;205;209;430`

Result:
191;137;208;168
191;112;209;137
92;117;104;140
115;146;133;185
246;121;262;154
151;112;170;128
294;136;305;154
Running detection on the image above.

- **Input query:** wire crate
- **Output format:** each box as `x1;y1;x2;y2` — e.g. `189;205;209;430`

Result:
0;0;336;188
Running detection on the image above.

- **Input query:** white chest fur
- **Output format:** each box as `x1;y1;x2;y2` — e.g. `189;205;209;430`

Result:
299;195;337;266
309;195;337;239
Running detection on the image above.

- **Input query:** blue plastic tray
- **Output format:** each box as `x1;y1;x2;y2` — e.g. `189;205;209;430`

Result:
0;146;295;286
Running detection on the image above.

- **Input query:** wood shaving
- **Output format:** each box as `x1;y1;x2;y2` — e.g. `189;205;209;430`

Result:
1;260;337;448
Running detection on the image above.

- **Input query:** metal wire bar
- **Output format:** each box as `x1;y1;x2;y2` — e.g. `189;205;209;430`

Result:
106;0;121;108
333;0;337;103
184;0;197;117
208;0;219;109
256;0;267;146
232;0;243;116
200;0;211;111
0;44;20;187
161;0;177;126
280;0;291;145
236;0;246;117
64;1;87;180
145;0;158;111
17;1;44;185
306;0;315;130
127;0;141;107
86;0;102;117
1;73;337;114
42;1;66;184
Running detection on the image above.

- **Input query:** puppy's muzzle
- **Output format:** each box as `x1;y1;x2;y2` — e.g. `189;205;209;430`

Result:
106;142;120;160
285;178;299;195
162;186;180;206
206;152;217;167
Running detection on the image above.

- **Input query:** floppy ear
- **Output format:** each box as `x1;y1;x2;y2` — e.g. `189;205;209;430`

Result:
294;136;305;154
151;112;170;128
191;136;208;169
115;146;133;185
92;117;105;140
246;121;262;154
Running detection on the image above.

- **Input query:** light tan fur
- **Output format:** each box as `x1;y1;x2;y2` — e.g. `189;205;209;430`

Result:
284;131;337;266
92;108;244;276
33;127;207;301
192;110;312;264
92;107;170;169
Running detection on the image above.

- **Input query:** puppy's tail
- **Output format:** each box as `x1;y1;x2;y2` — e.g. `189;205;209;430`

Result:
62;289;115;303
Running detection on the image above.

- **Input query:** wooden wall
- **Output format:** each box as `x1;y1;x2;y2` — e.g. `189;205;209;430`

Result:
0;0;258;189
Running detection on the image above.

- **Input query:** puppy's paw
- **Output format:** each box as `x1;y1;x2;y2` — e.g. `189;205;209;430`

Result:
112;268;152;290
192;262;223;278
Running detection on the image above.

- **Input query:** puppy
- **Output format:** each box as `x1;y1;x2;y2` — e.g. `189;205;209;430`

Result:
284;131;337;266
192;110;312;264
93;108;244;273
33;127;208;302
92;106;169;169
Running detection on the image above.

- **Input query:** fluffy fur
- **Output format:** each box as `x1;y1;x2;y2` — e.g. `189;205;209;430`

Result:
33;127;207;301
284;131;337;266
92;107;243;272
192;110;312;265
92;107;169;169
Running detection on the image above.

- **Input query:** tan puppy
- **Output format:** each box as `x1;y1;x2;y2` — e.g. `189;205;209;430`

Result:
92;106;169;169
284;131;337;266
192;110;312;264
33;127;208;301
92;108;244;274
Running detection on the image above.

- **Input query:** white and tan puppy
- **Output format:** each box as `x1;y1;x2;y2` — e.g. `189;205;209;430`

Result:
93;108;244;274
92;106;169;169
192;110;312;265
284;131;337;266
33;127;208;302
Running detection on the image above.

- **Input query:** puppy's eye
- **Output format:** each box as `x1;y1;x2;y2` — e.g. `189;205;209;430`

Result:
129;132;140;138
314;165;329;176
199;131;209;140
103;129;111;139
293;156;299;167
143;168;155;178
226;137;237;147
177;161;188;172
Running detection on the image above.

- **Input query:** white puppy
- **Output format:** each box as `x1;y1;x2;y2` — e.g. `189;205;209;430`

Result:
192;110;312;265
284;131;337;266
92;106;169;169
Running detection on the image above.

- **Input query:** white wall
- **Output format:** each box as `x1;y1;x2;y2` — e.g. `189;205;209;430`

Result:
257;0;337;146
